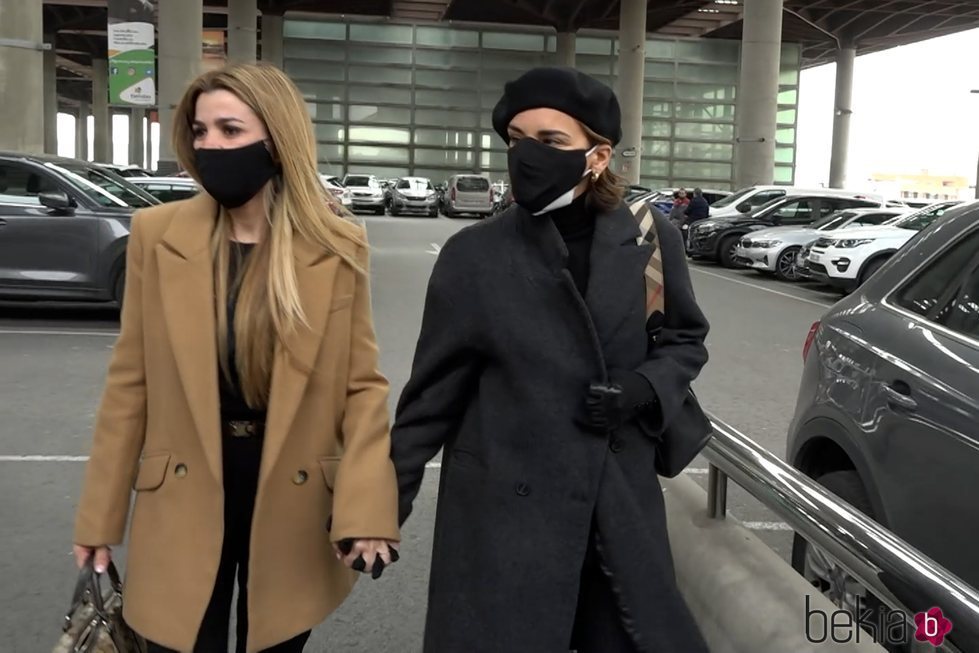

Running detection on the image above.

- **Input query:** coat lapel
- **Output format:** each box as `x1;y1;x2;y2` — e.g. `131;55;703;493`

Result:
584;204;651;348
156;194;223;484
260;238;343;486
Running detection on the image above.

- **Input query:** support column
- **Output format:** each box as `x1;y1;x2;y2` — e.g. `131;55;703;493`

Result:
261;14;283;68
76;102;89;160
43;32;58;154
129;109;145;168
556;32;576;68
0;0;44;153
734;0;784;188
828;46;855;189
146;114;155;171
228;0;258;63
92;58;111;162
158;1;203;174
614;0;647;185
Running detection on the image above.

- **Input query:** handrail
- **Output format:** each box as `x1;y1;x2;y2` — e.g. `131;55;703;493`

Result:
702;414;979;653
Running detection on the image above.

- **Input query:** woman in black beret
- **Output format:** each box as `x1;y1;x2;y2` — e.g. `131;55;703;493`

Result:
391;67;710;653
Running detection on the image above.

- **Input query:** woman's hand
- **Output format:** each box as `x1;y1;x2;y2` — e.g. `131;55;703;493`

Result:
73;544;112;573
334;539;400;575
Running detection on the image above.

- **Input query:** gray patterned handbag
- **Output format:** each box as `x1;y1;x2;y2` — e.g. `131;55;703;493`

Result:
52;560;146;653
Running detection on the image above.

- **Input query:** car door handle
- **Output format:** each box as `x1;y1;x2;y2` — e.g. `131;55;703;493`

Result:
0;218;7;228
883;382;918;411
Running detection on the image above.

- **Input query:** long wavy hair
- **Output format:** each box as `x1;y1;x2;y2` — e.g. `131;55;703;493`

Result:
173;62;363;409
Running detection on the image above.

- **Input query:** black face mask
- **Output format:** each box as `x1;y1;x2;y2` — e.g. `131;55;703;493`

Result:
507;138;594;215
194;141;279;208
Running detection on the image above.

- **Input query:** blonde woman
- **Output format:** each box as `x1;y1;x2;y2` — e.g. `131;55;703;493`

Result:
71;63;399;653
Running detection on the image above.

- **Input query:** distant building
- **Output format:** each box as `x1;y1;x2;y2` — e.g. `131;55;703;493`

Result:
867;171;971;202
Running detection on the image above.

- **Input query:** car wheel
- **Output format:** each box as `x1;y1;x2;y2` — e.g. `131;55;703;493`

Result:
859;257;889;286
774;247;802;281
718;235;741;268
376;207;386;216
429;209;438;218
390;208;400;217
113;268;126;308
791;471;905;653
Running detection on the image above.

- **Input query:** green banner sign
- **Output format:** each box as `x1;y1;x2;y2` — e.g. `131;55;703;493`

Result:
107;0;157;106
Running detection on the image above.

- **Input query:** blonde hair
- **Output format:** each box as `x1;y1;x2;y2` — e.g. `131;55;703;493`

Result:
173;62;363;408
579;122;626;212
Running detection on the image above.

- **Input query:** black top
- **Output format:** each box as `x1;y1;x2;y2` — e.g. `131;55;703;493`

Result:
549;192;595;295
219;242;267;421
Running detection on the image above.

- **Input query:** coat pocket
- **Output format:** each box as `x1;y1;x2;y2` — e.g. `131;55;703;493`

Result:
133;452;171;491
319;456;341;492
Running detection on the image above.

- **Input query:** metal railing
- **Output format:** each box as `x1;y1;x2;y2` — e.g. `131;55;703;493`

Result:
702;414;979;653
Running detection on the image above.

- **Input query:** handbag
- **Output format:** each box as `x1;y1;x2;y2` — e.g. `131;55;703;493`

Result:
629;198;714;478
52;560;146;653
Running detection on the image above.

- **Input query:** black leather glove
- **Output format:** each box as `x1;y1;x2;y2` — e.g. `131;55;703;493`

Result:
582;370;659;433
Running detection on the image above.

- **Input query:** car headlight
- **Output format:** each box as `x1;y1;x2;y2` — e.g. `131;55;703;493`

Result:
753;240;781;248
835;238;875;248
427;193;436;201
697;222;719;232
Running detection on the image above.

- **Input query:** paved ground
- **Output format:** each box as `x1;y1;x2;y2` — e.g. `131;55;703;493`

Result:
0;213;844;651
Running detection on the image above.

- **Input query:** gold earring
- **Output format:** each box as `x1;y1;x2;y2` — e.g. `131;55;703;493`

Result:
592;170;600;181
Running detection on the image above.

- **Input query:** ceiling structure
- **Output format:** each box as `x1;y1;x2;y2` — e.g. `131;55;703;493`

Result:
42;0;979;110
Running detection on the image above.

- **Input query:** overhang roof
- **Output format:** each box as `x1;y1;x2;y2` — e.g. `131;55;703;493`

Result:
42;0;979;109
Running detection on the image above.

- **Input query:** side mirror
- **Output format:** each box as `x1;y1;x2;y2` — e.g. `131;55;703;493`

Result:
39;190;75;213
737;203;751;213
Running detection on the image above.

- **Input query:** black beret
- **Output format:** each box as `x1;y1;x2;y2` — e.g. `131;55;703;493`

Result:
492;67;623;146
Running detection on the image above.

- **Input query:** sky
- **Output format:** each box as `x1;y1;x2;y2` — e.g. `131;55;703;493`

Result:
57;26;979;188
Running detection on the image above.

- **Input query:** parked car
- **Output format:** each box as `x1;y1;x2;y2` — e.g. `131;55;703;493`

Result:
95;162;153;178
389;177;439;217
802;201;962;293
734;207;905;281
342;173;386;215
0;152;159;304
443;174;495;218
708;185;883;220
686;193;883;267
128;176;200;203
786;202;979;646
320;175;352;207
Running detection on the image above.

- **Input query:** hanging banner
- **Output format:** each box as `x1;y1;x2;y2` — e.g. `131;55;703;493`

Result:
202;30;227;72
107;0;157;106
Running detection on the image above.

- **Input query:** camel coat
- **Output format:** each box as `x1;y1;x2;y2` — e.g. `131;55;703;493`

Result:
74;194;399;652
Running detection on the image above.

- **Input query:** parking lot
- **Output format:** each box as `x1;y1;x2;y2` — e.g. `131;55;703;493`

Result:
0;212;847;650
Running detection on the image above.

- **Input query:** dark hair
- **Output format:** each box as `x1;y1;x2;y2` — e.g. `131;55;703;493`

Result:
578;122;625;212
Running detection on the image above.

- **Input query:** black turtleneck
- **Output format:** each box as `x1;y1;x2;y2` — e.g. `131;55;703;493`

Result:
549;192;595;295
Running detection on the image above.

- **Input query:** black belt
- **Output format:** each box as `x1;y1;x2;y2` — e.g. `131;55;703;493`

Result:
221;419;266;438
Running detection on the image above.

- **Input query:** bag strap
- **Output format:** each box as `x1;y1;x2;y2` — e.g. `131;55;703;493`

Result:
628;197;666;320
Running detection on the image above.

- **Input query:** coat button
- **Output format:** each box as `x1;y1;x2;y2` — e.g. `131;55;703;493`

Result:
610;439;624;453
293;470;309;485
174;463;188;478
515;482;531;497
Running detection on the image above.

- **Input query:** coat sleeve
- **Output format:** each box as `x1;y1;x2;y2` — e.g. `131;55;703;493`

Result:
390;235;484;525
74;212;148;546
634;213;710;436
332;233;400;543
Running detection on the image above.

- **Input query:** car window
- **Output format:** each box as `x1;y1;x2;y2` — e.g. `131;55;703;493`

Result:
814;211;855;231
50;162;156;208
752;190;786;207
396;179;411;190
852;211;899;226
0;163;59;205
772;199;814;224
894;229;979;340
344;176;373;187
894;205;952;232
710;187;755;209
456;177;489;192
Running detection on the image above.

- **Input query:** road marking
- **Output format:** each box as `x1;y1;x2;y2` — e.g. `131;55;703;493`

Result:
0;329;119;337
426;243;442;256
690;267;833;308
0;455;90;462
742;521;794;531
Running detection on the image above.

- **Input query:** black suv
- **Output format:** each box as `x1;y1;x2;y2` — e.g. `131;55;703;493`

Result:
787;202;979;649
0;152;159;304
686;194;881;267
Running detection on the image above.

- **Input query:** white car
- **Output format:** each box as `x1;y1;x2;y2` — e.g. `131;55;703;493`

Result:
389;177;439;217
803;201;963;292
707;185;884;219
733;208;905;280
320;175;352;207
342;173;386;215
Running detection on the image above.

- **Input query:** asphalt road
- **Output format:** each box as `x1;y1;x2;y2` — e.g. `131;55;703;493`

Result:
0;213;843;651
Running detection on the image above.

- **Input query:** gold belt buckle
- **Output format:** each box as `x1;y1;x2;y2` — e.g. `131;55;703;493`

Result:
228;420;256;438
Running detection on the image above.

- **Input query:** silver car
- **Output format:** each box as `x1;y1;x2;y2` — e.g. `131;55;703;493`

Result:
734;208;905;281
443;174;494;219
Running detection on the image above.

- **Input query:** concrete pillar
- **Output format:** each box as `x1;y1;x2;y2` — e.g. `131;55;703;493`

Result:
614;0;647;185
734;0;784;188
146;115;155;171
43;33;58;154
158;0;203;174
828;47;855;189
92;58;111;162
129;109;145;168
0;0;44;153
76;102;90;160
228;0;258;63
261;14;284;68
556;32;576;68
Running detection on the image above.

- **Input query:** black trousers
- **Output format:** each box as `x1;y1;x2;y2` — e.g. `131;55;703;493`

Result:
569;525;640;653
146;428;311;653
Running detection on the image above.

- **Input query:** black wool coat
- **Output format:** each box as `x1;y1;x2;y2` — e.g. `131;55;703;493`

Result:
391;201;711;653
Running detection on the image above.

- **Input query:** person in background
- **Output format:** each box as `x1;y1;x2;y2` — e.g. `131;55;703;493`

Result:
390;67;710;653
685;187;710;224
669;187;689;224
71;62;399;653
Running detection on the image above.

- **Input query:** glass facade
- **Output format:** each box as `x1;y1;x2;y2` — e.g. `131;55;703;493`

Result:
284;18;801;190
